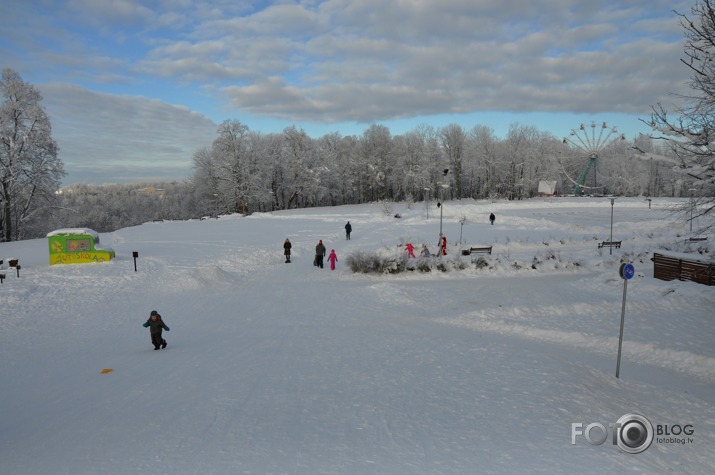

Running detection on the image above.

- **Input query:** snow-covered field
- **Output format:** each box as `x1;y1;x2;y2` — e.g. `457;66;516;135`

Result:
0;197;713;474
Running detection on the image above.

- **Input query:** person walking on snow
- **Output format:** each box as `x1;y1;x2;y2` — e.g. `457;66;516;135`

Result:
315;240;327;268
283;238;292;263
345;221;352;240
404;242;416;258
420;244;431;257
439;234;447;256
143;310;170;350
327;249;338;270
489;212;496;225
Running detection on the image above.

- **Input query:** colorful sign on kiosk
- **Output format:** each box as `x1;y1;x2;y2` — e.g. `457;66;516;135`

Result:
47;228;116;265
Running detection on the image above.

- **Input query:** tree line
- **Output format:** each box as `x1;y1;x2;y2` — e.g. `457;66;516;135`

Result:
189;119;679;219
2;0;714;241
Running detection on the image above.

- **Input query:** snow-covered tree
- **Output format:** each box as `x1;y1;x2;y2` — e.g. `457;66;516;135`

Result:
648;0;715;231
468;125;501;199
278;126;323;209
440;124;466;199
358;124;393;202
0;68;65;241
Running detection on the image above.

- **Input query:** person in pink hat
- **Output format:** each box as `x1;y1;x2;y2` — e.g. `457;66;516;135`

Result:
327;249;338;270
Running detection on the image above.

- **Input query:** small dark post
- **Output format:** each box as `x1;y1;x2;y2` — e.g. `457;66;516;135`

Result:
132;251;139;272
0;274;5;284
15;265;20;278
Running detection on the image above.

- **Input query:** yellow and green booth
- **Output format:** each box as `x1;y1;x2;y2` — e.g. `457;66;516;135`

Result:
47;228;116;265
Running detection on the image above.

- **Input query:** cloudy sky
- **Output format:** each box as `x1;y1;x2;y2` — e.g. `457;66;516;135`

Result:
0;0;693;185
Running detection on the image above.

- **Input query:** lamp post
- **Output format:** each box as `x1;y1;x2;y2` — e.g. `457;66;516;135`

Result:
458;215;467;245
689;189;696;234
438;169;449;242
609;198;615;255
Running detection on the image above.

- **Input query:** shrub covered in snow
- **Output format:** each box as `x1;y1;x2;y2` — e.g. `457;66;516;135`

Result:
345;250;470;274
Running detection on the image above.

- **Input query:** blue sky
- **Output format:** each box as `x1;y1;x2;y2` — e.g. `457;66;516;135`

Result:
0;0;693;184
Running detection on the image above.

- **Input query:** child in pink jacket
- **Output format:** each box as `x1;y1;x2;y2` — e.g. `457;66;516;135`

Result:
327;249;338;270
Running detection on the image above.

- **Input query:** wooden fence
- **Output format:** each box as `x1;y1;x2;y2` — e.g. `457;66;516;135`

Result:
653;253;715;286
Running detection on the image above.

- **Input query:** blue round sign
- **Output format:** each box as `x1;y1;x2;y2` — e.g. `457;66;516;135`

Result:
620;263;635;280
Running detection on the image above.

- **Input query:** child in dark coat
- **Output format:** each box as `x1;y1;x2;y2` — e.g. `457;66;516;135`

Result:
284;238;292;263
143;310;170;350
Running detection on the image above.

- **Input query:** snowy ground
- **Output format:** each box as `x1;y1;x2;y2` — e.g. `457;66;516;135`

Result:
0;197;713;474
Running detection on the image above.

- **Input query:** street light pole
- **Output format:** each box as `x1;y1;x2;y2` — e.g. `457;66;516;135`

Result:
689;189;696;234
439;202;443;236
609;198;615;255
438;169;449;243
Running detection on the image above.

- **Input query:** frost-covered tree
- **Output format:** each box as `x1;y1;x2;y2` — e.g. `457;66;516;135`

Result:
393;127;433;202
317;132;357;206
278;126;323;209
468;125;501;198
648;0;715;231
0;68;65;241
190;120;273;215
212;120;252;214
440;124;466;199
357;124;393;202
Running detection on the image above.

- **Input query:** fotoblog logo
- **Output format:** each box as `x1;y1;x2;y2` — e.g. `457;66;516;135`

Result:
571;413;654;454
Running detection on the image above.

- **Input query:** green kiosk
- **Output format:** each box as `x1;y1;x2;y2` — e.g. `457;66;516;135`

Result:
47;228;116;266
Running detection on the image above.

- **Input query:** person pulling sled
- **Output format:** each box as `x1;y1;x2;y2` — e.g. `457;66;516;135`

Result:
143;310;170;350
315;240;326;268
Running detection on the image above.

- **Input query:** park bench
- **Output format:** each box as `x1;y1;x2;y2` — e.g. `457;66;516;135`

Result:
461;246;493;256
598;241;621;249
0;258;21;280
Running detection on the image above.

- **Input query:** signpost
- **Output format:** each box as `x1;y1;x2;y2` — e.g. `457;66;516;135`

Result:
616;262;635;378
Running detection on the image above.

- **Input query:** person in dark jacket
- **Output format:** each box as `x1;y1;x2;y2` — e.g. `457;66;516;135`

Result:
284;238;292;263
315;240;326;268
489;213;496;225
345;221;352;240
143;310;170;350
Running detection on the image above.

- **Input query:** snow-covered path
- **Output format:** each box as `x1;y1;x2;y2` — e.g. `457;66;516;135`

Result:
1;198;713;474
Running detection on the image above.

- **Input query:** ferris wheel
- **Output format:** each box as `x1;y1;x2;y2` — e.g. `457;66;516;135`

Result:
561;121;625;195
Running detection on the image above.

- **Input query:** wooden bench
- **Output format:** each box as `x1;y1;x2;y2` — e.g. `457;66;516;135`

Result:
1;258;21;278
461;246;493;256
598;241;621;249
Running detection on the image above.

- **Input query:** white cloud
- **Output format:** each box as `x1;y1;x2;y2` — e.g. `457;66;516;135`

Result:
0;0;697;183
40;84;217;184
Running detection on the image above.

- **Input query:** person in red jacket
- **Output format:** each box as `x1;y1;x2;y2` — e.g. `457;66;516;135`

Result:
404;242;416;258
439;234;447;256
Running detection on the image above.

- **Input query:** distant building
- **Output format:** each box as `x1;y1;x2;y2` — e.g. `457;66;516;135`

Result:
141;186;166;197
538;181;557;196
